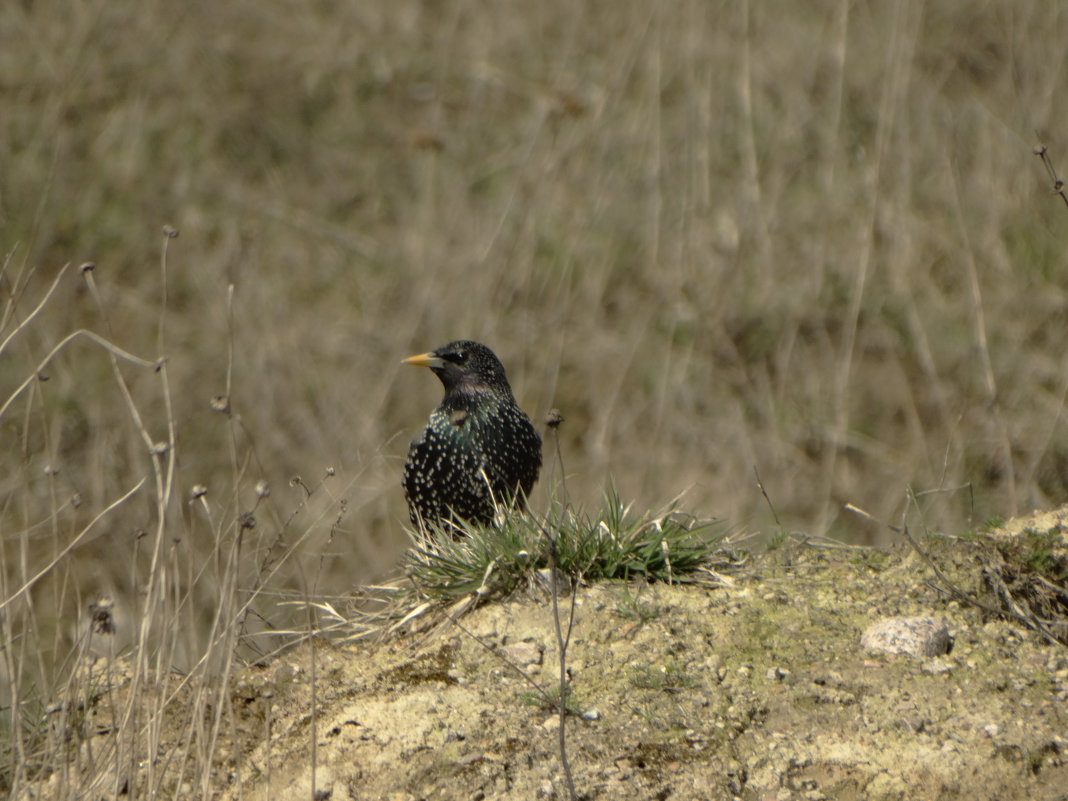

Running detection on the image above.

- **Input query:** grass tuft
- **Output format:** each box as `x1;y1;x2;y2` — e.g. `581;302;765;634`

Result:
403;486;740;604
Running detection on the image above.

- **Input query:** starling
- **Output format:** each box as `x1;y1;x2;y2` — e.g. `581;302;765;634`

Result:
402;340;542;529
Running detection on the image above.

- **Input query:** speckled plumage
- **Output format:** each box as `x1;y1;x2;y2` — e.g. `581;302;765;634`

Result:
402;340;542;529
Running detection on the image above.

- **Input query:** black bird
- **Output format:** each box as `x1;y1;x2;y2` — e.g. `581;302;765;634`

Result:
402;340;542;529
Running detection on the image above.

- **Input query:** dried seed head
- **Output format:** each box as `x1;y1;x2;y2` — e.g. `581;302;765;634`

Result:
162;225;179;238
89;597;115;635
255;479;270;498
210;395;230;413
545;408;565;429
191;484;208;498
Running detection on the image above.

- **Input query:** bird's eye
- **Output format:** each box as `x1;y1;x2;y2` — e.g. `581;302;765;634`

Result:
443;350;466;364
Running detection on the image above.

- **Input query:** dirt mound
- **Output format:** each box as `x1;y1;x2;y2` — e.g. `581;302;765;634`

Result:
223;525;1067;799
20;512;1068;800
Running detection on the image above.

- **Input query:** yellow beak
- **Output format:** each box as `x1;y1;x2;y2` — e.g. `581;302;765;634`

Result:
401;351;442;368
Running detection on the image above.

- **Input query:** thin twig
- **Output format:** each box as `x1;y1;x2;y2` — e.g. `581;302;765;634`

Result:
948;161;1017;515
0;262;71;357
0;479;146;611
753;465;781;528
1033;142;1068;209
546;535;578;801
0;328;158;420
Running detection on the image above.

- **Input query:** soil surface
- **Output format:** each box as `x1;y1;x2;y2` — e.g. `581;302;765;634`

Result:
21;509;1068;801
221;514;1068;800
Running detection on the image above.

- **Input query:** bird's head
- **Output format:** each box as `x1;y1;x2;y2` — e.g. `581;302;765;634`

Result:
402;340;512;397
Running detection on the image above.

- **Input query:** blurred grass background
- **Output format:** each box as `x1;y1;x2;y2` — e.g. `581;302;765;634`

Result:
3;0;1068;667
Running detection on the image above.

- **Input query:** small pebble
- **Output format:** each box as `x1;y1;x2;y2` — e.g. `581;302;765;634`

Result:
861;617;952;658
